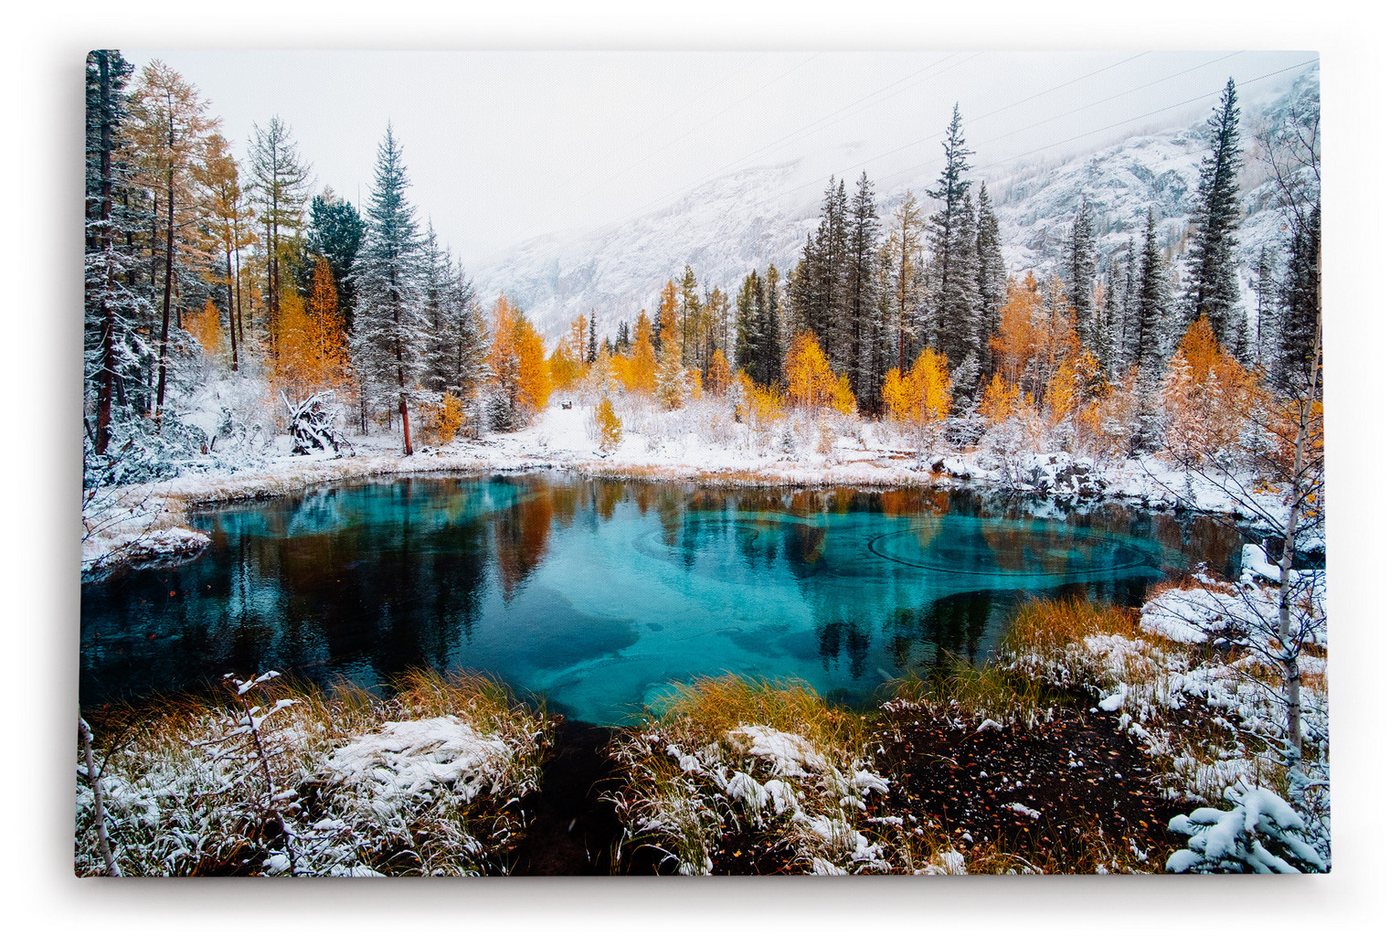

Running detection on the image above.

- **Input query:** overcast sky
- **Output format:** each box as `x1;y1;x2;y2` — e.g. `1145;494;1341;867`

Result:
127;50;1315;263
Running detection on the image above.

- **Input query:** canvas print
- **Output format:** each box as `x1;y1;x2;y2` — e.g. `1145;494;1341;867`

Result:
78;50;1325;876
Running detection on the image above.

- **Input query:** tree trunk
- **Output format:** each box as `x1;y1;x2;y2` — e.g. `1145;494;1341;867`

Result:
225;247;239;372
94;52;114;456
154;148;175;427
399;394;413;455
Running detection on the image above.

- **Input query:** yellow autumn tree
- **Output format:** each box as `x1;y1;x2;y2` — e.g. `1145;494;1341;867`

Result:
882;348;953;430
186;297;225;357
549;340;582;393
708;348;732;396
272;262;350;401
784;330;854;415
593;396;623;452
989;272;1039;389
621;311;657;395
1161;315;1259;461
735;371;784;432
486;294;551;429
979;371;1031;426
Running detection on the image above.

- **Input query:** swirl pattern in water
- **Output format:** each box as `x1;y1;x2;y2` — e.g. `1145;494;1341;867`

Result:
80;474;1242;724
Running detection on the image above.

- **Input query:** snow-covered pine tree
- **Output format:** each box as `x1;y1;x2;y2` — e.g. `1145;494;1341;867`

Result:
1249;245;1278;374
973;182;1007;383
926;104;974;361
1065;199;1096;345
1180;78;1244;351
1274;206;1321;396
350;126;427;454
892;191;926;372
761;265;784;388
735;269;760;379
680;265;702;370
847;173;881;413
85;50;153;459
945;191;981;400
587;311;598;364
1135;209;1171;379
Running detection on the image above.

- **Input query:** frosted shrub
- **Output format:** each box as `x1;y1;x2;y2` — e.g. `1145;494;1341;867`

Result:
1166;786;1327;873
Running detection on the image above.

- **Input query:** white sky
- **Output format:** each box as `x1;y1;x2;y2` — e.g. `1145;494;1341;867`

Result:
126;50;1315;264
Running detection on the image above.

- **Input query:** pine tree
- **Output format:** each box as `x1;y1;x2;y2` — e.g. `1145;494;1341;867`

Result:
587;311;598;364
679;265;702;369
1274;206;1321;396
84;50;150;457
1135;209;1171;379
943;191;980;398
973;183;1006;382
892;191;925;371
350;126;425;453
735;269;760;378
1181;78;1244;347
1066;199;1096;342
762;265;784;387
1250;245;1278;374
306;190;365;329
847;172;881;413
926;104;974;357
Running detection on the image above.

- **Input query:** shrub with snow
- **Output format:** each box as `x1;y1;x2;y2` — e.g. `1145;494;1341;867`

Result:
1166;785;1327;873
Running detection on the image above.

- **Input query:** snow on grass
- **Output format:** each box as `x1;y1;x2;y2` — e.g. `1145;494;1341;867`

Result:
608;676;893;875
75;671;552;877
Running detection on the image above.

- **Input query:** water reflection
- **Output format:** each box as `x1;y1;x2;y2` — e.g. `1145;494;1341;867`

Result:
81;474;1243;724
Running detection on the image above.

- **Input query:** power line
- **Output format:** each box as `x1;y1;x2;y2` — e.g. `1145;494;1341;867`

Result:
565;53;821;206
965;51;1150;124
614;52;980;223
975;51;1244;149
769;56;1317;210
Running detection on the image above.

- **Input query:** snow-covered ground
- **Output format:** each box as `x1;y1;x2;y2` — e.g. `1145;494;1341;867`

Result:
82;395;1306;576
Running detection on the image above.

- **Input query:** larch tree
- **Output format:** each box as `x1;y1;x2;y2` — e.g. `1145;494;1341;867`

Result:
127;59;218;426
350;126;425;454
193;132;253;373
248;115;311;356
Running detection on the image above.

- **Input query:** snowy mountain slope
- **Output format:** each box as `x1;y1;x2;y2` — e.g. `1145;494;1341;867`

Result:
478;69;1317;340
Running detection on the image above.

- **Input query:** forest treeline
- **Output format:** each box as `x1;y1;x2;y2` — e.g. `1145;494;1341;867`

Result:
83;51;1321;481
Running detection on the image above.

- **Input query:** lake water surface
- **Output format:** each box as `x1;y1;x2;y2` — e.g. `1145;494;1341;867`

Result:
81;474;1243;724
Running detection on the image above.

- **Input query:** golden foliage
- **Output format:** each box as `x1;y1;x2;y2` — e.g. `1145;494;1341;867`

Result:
783;330;853;414
979;371;1031;426
619;311;658;395
427;392;465;445
593;396;623;452
549;341;583;393
735;372;784;429
707;349;732;396
186;298;225;357
989;272;1039;388
881;348;952;428
1161;316;1260;460
272;266;350;400
486;294;552;422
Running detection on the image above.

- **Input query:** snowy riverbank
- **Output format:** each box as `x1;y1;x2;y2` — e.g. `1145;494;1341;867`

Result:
82;398;1304;576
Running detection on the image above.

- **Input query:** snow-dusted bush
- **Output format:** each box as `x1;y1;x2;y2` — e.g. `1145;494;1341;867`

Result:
1166;785;1327;873
609;677;890;875
75;671;552;877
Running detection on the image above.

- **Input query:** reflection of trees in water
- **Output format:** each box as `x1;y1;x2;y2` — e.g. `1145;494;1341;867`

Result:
493;479;555;600
817;619;872;680
884;590;996;673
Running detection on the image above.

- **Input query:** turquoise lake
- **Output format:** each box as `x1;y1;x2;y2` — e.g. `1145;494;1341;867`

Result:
80;473;1243;724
